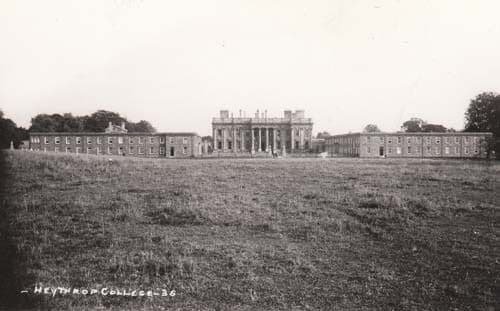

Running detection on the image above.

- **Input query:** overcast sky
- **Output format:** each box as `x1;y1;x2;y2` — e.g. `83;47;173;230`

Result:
1;0;499;135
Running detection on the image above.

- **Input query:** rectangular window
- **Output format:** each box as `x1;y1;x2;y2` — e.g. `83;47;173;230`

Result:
407;137;411;144
138;147;144;154
367;147;371;154
87;137;92;144
407;146;411;154
464;147;469;154
150;137;155;144
169;137;174;144
397;137;402;144
455;137;459;144
435;137;440;144
388;147;392;154
183;146;187;154
454;146;459;154
388;137;392;144
44;137;49;144
396;147;401;154
66;147;71;153
474;148;479;154
435;146;440;154
97;147;101;154
87;147;92;154
128;137;134;144
160;137;165;144
426;146;431;153
129;146;134;154
160;147;165;154
139;137;144;144
76;137;81;144
107;146;112;154
97;137;101;144
464;136;469;143
55;137;60;144
426;137;430;144
416;137;421;143
76;147;81;154
149;147;154;154
119;147;124;155
108;137;113;144
444;137;449;144
183;137;188;144
118;137;123;144
54;147;59;152
445;147;450;154
379;136;384;143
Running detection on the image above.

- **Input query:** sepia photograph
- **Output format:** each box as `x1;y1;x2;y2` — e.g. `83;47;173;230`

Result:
0;1;499;310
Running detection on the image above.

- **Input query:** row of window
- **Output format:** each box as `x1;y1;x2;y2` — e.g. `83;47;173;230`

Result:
32;136;189;145
215;129;312;138
366;146;479;155
365;136;481;144
32;146;189;155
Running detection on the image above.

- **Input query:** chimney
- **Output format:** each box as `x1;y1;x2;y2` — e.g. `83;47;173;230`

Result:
239;109;242;117
121;121;126;130
265;110;267;119
108;121;112;128
256;109;260;118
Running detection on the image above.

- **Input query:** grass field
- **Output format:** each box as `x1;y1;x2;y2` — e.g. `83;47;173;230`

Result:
1;151;499;310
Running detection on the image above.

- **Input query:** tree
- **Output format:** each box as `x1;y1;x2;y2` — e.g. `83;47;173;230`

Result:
29;110;157;133
401;118;447;132
363;124;381;133
0;111;28;149
465;92;500;159
127;120;156;133
421;124;447;132
401;118;425;132
83;110;126;132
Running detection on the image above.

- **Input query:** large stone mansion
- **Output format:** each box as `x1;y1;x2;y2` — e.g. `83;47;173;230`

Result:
212;110;313;155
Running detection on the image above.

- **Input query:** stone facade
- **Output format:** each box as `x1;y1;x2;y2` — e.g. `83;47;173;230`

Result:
212;110;313;155
29;125;202;158
325;132;493;158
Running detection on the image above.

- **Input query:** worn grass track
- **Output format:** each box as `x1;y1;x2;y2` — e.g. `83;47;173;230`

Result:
2;151;499;310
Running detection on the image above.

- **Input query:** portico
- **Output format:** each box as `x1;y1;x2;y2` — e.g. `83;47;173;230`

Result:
212;110;313;155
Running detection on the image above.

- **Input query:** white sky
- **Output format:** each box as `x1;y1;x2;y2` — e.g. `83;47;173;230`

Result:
1;0;499;135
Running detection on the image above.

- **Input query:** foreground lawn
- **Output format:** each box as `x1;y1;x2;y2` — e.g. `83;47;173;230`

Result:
2;151;499;310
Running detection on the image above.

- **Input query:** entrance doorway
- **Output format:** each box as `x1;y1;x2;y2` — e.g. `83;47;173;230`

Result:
170;147;175;157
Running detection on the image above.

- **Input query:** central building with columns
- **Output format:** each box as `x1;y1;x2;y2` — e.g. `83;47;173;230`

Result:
212;110;313;155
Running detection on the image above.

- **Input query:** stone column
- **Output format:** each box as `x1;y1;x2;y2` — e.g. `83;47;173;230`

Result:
251;128;255;153
273;128;277;152
222;128;225;151
300;128;304;150
281;129;286;156
233;127;236;152
213;127;217;151
265;128;269;152
258;128;262;152
240;129;244;152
